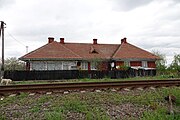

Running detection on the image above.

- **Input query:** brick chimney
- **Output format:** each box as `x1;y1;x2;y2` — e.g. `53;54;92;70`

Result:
60;38;64;44
121;37;127;44
48;37;54;43
93;39;97;44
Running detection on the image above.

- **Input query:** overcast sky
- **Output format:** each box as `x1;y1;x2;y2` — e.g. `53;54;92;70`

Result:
0;0;180;65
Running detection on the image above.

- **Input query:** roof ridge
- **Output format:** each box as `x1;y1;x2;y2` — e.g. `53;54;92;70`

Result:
65;42;118;46
111;44;122;58
60;44;82;58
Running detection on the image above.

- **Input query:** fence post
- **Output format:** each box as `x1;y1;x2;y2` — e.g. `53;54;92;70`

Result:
165;95;176;115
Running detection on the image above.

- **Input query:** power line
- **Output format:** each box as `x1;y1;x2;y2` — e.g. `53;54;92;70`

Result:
6;31;29;53
6;31;26;46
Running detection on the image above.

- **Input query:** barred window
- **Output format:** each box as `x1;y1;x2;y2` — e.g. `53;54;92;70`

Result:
81;62;88;70
142;61;148;67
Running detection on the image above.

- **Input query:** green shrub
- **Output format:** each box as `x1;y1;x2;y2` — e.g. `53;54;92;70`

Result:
45;111;64;120
63;100;88;113
0;114;6;120
141;108;180;120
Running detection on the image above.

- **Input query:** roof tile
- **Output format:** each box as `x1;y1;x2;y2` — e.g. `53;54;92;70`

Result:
112;42;159;60
20;39;160;61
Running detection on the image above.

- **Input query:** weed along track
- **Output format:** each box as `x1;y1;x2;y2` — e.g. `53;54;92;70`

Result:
0;80;180;120
0;79;179;95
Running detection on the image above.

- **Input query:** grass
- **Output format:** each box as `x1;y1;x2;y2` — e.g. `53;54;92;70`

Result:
0;115;6;120
85;107;110;120
13;75;179;85
141;108;180;120
45;111;64;120
0;80;179;119
0;92;28;106
0;87;180;120
13;80;51;85
29;105;41;112
62;100;88;113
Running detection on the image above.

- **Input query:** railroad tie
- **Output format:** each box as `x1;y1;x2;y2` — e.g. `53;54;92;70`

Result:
9;94;16;97
123;88;130;92
95;90;101;93
80;90;86;93
64;91;69;94
137;87;143;91
29;93;36;96
149;87;156;90
46;92;52;95
111;89;117;92
161;87;166;89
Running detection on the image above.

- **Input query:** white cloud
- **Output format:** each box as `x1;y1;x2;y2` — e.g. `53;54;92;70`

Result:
112;0;153;11
0;0;179;65
0;0;15;9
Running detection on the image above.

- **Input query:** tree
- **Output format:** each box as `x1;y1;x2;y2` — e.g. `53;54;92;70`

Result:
4;57;25;70
152;50;167;75
90;58;107;70
169;54;180;77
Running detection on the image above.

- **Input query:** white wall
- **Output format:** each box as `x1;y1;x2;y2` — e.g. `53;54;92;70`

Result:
30;61;77;70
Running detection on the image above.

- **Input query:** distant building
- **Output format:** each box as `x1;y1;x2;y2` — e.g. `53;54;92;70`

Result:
19;37;160;71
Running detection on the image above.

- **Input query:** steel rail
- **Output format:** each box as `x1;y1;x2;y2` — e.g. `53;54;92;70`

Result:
0;79;179;94
1;79;180;87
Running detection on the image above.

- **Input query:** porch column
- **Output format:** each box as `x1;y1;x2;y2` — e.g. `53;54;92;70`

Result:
26;62;30;71
88;62;91;71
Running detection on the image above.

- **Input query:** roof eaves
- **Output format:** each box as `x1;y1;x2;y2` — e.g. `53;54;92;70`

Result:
19;58;83;61
19;57;110;61
112;58;159;61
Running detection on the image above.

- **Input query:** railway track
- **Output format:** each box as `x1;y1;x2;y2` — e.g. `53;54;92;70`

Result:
0;79;179;95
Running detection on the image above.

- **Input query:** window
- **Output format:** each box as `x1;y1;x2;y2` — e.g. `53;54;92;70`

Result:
63;62;69;70
124;61;130;67
55;62;63;70
81;62;88;70
47;61;55;70
91;62;97;70
142;61;148;67
31;61;46;70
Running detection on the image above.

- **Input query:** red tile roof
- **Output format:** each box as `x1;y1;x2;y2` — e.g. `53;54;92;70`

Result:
19;38;160;61
112;42;160;60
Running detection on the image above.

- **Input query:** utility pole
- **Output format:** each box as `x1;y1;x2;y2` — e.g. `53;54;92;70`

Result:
0;21;6;77
26;46;28;53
